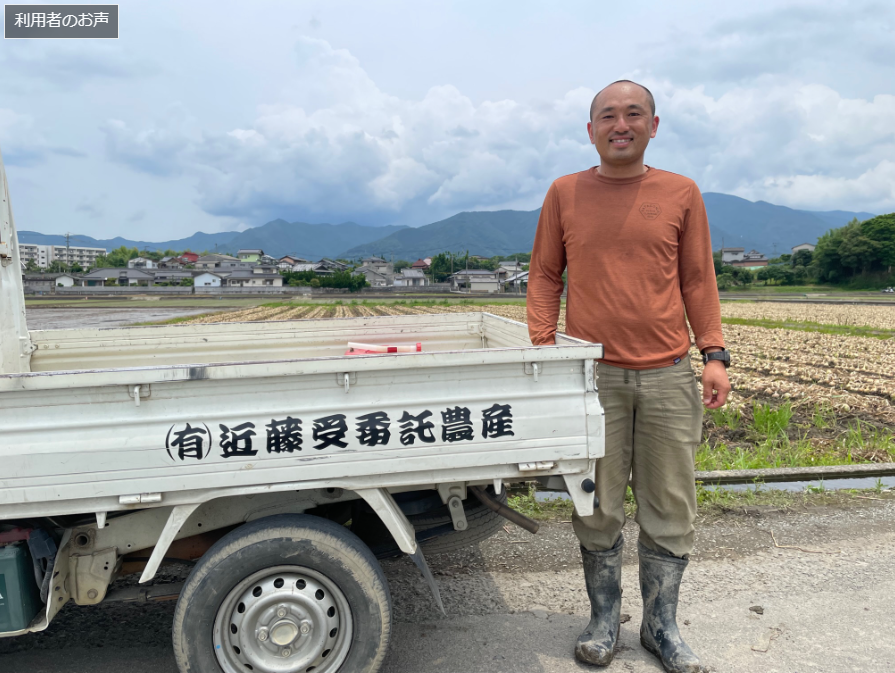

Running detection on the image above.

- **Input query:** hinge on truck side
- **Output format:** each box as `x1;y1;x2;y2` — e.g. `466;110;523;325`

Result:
523;361;541;382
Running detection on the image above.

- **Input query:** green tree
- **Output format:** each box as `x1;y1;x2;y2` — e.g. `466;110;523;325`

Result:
791;249;813;268
95;246;140;268
393;260;412;272
24;259;40;272
838;219;880;275
716;272;736;291
757;265;796;285
861;213;895;272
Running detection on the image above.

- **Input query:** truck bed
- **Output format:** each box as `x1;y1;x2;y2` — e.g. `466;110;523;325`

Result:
0;313;604;519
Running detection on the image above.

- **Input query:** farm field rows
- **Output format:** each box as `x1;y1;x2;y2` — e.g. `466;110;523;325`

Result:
184;301;895;469
720;301;895;330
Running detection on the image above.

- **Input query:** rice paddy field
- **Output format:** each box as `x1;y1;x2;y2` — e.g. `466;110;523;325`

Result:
182;299;895;470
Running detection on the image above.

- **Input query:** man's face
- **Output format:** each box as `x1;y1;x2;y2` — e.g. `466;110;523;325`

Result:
587;83;659;168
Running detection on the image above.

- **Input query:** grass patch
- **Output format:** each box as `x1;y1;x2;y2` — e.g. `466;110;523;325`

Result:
509;481;895;521
751;401;793;438
710;405;742;430
256;298;528;309
697;426;895;471
129;312;220;326
721;316;895;339
694;483;895;515
508;484;575;520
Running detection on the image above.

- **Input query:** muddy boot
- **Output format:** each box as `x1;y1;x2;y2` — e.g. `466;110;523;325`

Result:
574;534;624;666
638;542;708;673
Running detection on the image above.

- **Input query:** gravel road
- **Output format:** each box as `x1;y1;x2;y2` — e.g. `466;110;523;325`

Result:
2;499;893;672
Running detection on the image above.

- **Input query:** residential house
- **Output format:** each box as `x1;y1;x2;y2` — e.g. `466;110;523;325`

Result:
319;258;350;272
127;257;158;269
450;269;502;293
411;258;431;271
80;268;155;286
194;271;225;288
222;267;284;288
279;255;312;266
180;251;200;264
291;263;330;274
354;265;394;288
159;256;184;269
730;250;769;268
360;256;392;274
497;260;525;279
237;249;264;262
505;270;529;292
791;242;816;254
152;269;195;285
22;272;79;293
720;248;745;264
194;254;242;270
394;268;429;287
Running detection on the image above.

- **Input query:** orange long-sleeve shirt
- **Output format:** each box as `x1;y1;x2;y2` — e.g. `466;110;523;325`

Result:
527;167;725;369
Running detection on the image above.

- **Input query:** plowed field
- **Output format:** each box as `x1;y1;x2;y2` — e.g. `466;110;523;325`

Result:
185;301;895;463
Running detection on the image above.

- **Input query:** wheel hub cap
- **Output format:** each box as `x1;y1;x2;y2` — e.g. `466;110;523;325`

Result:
213;567;352;673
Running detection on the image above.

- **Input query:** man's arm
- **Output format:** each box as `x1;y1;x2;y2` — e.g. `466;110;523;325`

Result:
527;183;566;346
679;184;730;408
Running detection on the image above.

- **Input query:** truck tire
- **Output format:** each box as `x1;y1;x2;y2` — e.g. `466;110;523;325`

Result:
356;487;508;559
414;487;508;555
172;513;391;673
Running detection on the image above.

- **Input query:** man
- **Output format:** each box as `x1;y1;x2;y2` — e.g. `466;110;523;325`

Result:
527;80;730;673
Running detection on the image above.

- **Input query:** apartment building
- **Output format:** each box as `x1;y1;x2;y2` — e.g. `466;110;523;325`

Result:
19;243;106;269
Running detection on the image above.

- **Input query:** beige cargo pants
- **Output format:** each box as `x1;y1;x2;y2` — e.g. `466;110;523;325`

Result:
573;355;703;558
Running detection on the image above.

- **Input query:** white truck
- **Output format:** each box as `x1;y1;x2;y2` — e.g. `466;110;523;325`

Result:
0;150;604;673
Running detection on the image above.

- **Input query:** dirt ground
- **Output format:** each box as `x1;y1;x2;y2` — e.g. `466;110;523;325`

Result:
24;307;210;331
2;498;894;672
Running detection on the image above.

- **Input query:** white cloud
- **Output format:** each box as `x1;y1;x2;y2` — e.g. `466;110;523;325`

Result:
645;81;895;212
101;37;895;228
0;109;52;166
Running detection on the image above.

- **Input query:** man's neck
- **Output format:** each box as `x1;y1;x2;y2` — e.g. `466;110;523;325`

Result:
597;162;648;179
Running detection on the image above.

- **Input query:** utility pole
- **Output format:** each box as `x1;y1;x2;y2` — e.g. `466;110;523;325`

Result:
64;232;71;271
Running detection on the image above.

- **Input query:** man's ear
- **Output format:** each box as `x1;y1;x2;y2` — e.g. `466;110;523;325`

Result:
587;121;596;146
650;116;660;139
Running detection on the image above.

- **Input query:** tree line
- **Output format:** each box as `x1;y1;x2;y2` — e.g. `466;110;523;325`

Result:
715;212;894;290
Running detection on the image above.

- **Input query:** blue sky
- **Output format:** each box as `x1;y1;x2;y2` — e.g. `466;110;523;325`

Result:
1;0;893;240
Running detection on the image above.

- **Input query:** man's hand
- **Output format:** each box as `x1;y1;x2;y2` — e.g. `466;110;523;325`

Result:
701;360;730;408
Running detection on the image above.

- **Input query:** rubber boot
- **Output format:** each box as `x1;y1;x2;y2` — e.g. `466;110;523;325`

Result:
638;542;708;673
574;534;624;666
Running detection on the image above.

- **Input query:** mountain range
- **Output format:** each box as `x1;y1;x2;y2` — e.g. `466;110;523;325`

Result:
18;193;877;262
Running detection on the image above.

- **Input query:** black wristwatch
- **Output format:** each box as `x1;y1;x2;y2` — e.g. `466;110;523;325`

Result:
702;348;730;368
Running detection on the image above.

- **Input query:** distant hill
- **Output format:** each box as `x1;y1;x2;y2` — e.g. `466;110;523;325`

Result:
341;196;875;260
701;193;876;255
18;195;877;262
340;210;541;260
17;220;408;260
16;230;241;254
802;208;878;230
224;219;408;259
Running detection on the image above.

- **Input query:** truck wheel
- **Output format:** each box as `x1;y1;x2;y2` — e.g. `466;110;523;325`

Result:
357;487;508;558
172;514;391;673
414;487;507;555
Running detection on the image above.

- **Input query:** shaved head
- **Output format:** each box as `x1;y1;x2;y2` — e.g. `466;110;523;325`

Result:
590;80;656;120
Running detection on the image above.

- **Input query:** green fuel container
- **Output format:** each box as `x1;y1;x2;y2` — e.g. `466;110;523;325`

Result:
0;543;42;632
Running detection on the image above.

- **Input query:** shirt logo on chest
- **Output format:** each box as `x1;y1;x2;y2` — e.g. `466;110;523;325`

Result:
639;203;662;220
